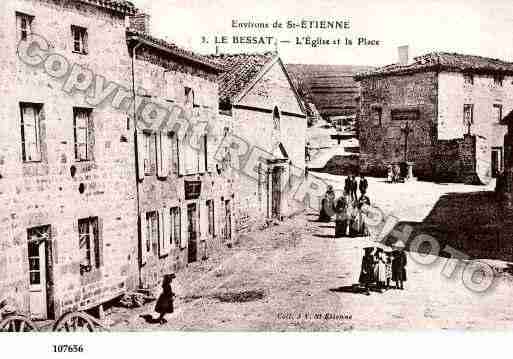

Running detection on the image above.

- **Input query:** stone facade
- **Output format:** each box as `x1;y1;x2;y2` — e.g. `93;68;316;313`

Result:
229;57;307;228
357;53;513;183
358;72;438;179
0;0;138;319
128;32;236;289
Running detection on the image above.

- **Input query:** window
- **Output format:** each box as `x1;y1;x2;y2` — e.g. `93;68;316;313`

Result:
273;106;281;130
493;74;504;87
206;200;215;237
185;87;194;109
371;107;383;126
463;74;474;85
16;12;33;41
73;107;93;161
78;217;100;274
494;104;503;123
27;226;50;285
71;25;88;54
143;132;156;175
20;103;43;162
146;211;159;256
170;207;181;248
463;104;474;133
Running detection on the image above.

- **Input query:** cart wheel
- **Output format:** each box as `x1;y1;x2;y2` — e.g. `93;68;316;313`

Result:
0;315;39;332
52;311;108;332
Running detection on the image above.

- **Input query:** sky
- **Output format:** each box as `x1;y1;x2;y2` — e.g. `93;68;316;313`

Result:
129;0;513;67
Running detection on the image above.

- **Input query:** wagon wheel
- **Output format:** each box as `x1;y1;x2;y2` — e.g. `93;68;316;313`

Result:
0;315;39;332
52;311;108;332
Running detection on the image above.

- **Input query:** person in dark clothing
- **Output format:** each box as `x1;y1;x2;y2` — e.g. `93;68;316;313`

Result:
359;247;375;295
359;175;368;198
319;185;335;222
350;175;358;202
344;176;351;198
334;196;348;238
155;273;176;324
391;241;407;290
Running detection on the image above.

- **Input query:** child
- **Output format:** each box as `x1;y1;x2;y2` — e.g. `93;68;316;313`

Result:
385;252;393;289
155;273;176;324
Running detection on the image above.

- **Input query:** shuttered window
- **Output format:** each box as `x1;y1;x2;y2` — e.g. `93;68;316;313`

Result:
71;25;88;54
146;211;159;256
73;108;93;161
16;12;33;42
78;217;100;275
20;103;43;163
170;207;181;248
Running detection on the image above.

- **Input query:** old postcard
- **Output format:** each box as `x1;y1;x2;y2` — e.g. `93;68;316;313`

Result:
1;0;513;356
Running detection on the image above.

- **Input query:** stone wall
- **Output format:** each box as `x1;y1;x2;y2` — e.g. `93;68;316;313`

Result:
358;72;438;179
0;0;138;318
234;60;307;228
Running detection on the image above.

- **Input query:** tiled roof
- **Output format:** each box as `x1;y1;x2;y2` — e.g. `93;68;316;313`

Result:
78;0;136;14
126;29;223;72
287;64;373;117
355;52;513;79
207;52;276;103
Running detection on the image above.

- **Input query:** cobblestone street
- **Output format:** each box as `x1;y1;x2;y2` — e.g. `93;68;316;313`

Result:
105;177;513;331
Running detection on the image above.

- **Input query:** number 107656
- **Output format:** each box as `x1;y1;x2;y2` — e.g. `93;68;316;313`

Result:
52;344;84;353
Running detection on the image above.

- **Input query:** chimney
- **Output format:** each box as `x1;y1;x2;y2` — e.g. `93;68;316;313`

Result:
129;11;151;33
398;45;409;66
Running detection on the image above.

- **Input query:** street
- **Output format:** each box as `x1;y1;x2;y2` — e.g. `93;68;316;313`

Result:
103;176;513;331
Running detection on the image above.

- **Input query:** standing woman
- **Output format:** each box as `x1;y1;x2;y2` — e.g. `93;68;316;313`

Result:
334;195;348;238
319;185;335;222
374;248;387;291
392;241;407;290
359;247;375;295
155;273;176;324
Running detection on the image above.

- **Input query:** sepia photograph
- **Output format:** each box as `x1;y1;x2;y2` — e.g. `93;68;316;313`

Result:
1;0;513;357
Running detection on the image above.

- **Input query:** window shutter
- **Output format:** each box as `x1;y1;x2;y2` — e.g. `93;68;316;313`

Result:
200;202;208;242
159;210;171;256
161;133;171;177
94;218;103;268
177;137;184;176
180;206;187;249
198;135;206;173
139;214;148;265
207;134;216;173
136;131;145;180
156;132;163;177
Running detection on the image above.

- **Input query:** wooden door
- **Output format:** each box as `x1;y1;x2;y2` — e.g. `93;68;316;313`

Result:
27;226;51;320
225;200;232;242
187;203;198;263
271;167;282;219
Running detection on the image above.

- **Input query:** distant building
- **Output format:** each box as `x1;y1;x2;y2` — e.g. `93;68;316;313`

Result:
355;48;513;183
210;53;307;230
286;64;374;119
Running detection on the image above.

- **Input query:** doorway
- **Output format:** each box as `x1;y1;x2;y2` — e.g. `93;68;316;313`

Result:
224;200;232;243
271;167;283;219
491;147;503;178
187;203;198;263
27;225;53;320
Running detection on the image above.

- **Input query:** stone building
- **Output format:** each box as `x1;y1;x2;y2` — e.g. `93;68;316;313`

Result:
355;49;513;183
126;24;235;289
209;53;307;230
0;0;235;320
0;0;138;320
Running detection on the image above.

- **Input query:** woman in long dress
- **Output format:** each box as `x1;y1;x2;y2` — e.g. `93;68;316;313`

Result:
334;196;348;238
319;185;335;222
155;273;176;324
359;247;375;295
374;248;387;291
392;241;407;290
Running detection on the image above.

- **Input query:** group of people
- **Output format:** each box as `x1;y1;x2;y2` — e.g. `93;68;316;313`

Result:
318;174;371;238
358;242;407;295
387;164;403;183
